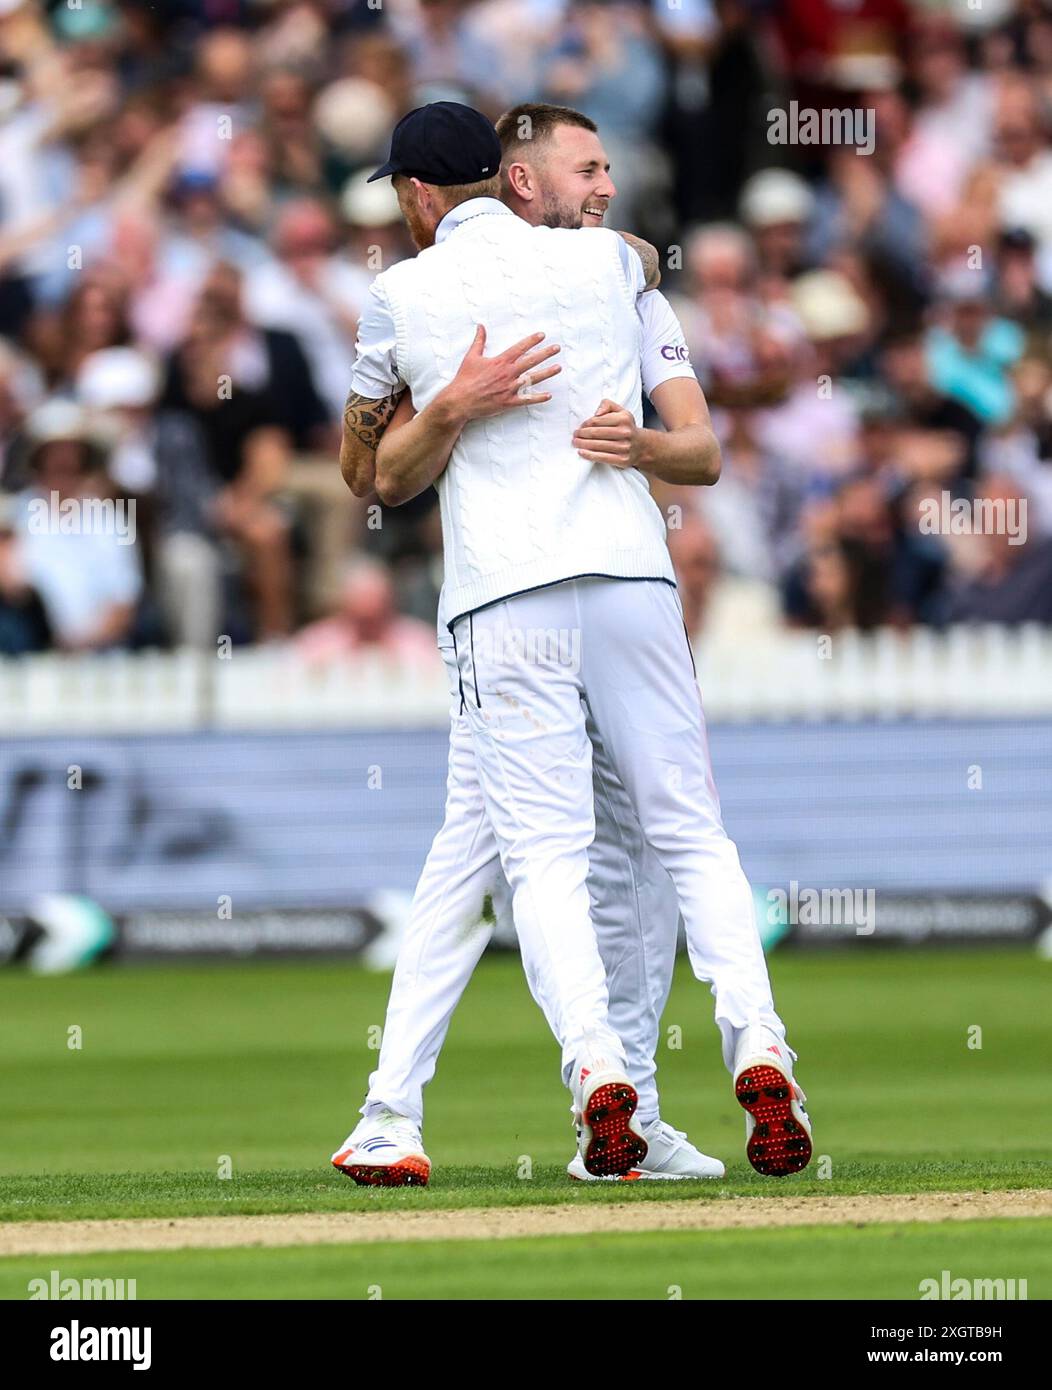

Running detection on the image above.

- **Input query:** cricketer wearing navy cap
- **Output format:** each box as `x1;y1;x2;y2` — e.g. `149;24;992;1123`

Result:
368;101;502;187
367;101;503;253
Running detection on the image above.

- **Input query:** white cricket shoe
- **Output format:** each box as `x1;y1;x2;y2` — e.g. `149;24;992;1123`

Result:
567;1118;725;1181
732;1025;812;1177
574;1049;648;1177
330;1108;431;1187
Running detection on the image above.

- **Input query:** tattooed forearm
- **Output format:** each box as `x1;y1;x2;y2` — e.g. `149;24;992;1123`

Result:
344;390;404;451
340;389;405;496
617;232;661;291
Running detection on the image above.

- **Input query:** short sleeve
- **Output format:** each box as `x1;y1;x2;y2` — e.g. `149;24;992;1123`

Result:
638;291;697;398
348;277;402;399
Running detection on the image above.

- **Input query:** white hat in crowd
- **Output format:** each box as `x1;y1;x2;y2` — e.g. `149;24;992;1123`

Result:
792;270;870;341
313;78;396;160
76;348;160;412
340;170;402;228
739;169;815;229
24;398;95;447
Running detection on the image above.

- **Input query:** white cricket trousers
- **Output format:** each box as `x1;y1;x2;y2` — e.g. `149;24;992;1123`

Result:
364;642;679;1128
452;576;785;1090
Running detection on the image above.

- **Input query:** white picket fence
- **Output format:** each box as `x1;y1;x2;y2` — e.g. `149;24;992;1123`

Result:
1;625;1051;734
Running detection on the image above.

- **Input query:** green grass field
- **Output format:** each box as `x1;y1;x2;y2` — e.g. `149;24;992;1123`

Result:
1;946;1050;1298
2;1219;1049;1301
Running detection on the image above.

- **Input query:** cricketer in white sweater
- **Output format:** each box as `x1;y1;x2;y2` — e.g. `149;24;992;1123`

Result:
350;197;674;625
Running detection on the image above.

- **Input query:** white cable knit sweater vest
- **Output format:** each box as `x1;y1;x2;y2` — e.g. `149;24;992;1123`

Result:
379;210;674;625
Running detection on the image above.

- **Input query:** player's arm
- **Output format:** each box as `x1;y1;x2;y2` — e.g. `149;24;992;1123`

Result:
341;389;406;497
572;381;720;485
573;288;720;483
340;279;408;497
642;376;721;485
374;325;560;507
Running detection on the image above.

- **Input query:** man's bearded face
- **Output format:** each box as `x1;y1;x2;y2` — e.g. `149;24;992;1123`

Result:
395;178;437;250
532;125;616;230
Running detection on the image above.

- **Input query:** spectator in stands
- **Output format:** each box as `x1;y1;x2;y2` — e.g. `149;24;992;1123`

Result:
738;169;814;290
881;329;983;481
219;249;361;615
4;401;142;652
48;272;133;391
837;469;945;625
295;556;436;668
159;266;295;640
178;27;257;183
993;226;1052;336
76;344;161;497
666;511;722;637
937;475;1052;625
791;537;881;632
925;269;1025;428
975;77;1052;288
791;268;873;386
163;166;271;278
672;223;797;408
339;169;412;276
753;323;863;487
696;408;805;583
244;198;372;424
106;207;207;355
808;135;927;289
875;81;960;231
340;31;415;122
903;14;994;229
258;65;326;197
980;356;1052;536
391;0;509;108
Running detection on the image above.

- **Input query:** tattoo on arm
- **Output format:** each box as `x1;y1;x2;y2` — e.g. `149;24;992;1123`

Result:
343;389;405;453
617;232;661;291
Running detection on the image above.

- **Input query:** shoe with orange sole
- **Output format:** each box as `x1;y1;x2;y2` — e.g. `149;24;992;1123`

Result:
331;1109;431;1187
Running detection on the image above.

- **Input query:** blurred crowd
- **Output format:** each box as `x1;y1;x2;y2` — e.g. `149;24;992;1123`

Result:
2;0;1052;662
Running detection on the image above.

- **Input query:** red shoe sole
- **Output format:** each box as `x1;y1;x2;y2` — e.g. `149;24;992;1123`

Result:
581;1081;647;1177
735;1063;812;1177
331;1156;430;1187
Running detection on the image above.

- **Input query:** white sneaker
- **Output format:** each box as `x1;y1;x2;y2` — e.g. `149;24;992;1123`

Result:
732;1026;812;1177
574;1053;648;1177
567;1118;725;1181
330;1108;431;1187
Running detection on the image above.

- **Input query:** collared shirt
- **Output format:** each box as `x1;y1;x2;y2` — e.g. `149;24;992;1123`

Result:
349;201;651;401
434;196;514;243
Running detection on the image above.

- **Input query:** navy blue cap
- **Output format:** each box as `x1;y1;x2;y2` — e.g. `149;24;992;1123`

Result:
368;102;501;186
